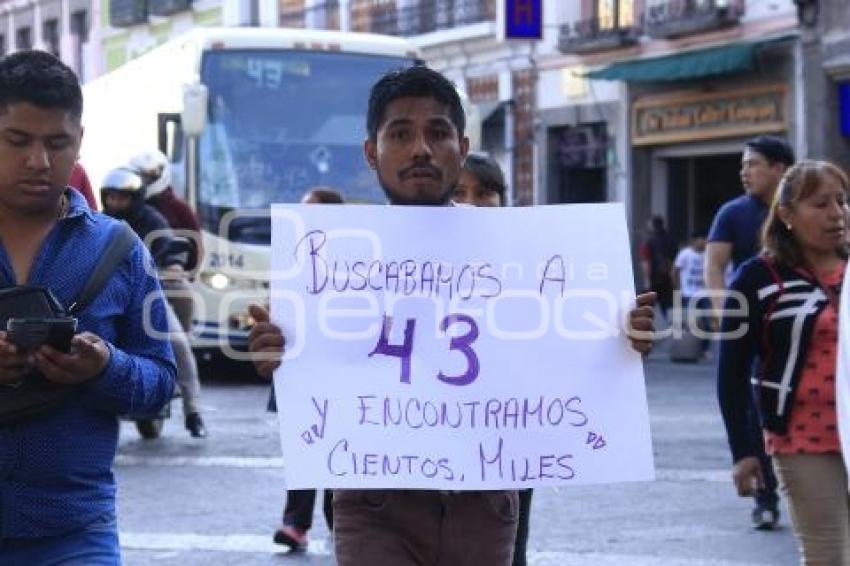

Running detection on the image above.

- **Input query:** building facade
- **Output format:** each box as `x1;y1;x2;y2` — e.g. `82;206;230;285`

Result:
268;1;827;233
273;0;553;207
0;0;95;80
98;0;284;73
539;0;804;248
90;0;849;249
799;0;850;174
4;0;847;252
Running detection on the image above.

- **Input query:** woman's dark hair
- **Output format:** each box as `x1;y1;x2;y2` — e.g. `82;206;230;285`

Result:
367;64;465;142
762;159;850;266
0;50;82;121
462;153;507;206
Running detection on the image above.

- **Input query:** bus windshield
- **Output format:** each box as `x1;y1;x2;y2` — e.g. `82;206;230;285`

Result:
198;49;413;243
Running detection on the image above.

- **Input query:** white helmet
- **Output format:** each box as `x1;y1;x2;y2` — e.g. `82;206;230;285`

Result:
127;150;171;199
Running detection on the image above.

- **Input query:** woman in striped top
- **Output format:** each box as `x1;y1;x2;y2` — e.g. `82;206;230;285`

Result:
718;160;849;565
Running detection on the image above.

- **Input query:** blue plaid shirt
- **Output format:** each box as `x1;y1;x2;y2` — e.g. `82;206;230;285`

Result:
0;190;176;538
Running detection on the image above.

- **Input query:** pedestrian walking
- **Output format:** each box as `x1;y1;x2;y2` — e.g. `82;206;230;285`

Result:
671;231;710;358
707;134;795;530
639;216;677;320
126;149;208;437
0;50;175;564
99;167;205;440
248;63;658;566
718;160;850;564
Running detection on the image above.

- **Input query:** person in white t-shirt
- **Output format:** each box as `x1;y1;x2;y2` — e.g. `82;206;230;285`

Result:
672;231;710;355
673;231;706;299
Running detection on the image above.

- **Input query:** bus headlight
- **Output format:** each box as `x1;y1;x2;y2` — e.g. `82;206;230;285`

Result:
199;272;266;291
204;273;233;290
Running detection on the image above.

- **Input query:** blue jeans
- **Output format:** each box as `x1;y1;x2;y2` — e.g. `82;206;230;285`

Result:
0;512;120;565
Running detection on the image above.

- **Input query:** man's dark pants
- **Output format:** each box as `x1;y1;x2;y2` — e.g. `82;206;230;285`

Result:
512;489;533;566
283;489;333;531
333;489;519;566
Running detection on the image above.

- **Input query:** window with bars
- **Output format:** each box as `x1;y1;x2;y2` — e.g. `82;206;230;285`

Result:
366;0;495;37
149;0;193;17
644;0;743;39
588;0;639;30
560;0;641;53
108;0;147;26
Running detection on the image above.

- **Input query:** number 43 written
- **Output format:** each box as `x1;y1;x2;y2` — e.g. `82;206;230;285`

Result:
369;313;481;386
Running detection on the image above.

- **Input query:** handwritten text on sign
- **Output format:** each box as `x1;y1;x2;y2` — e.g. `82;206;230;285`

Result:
271;203;654;489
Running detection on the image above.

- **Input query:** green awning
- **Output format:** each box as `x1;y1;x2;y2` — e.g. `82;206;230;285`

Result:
585;35;795;83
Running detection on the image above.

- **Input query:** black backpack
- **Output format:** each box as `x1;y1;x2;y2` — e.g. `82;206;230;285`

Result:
0;222;136;425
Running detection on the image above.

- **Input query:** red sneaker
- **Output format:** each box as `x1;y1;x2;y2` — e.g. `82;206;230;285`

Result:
273;525;308;552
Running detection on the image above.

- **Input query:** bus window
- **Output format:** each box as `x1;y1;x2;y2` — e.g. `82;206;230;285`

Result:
196;49;415;242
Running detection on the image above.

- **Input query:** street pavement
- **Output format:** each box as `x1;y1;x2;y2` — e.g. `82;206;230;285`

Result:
115;347;800;565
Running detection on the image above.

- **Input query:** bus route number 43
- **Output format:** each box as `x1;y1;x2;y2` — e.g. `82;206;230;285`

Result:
369;314;480;386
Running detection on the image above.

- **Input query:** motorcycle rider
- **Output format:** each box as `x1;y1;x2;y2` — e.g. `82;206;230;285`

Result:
127;150;203;331
100;168;208;438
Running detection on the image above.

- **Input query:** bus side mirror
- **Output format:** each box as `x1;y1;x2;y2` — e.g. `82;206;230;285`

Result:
182;83;209;137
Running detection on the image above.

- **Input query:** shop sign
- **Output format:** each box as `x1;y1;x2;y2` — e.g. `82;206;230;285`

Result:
505;0;543;40
632;84;786;146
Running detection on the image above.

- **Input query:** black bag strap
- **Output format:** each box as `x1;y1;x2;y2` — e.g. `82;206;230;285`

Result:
68;222;136;316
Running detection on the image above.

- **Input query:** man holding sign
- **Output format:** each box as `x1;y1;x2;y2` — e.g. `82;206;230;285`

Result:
249;65;656;565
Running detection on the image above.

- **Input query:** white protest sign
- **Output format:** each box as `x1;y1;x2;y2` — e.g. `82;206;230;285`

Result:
836;265;850;490
271;203;654;489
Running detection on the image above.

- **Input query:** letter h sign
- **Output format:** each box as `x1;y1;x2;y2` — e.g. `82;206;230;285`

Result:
505;0;542;40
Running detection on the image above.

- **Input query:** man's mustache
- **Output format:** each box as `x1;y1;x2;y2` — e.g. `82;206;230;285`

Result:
399;164;442;180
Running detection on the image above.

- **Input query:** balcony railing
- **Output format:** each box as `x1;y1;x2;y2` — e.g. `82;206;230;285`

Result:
645;0;743;39
149;0;192;17
280;1;340;30
558;16;641;55
109;0;147;27
366;0;495;37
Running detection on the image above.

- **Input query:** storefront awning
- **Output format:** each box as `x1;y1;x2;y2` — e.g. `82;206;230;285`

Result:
585;35;796;83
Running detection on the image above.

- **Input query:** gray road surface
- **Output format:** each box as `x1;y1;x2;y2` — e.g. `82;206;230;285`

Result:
116;350;799;565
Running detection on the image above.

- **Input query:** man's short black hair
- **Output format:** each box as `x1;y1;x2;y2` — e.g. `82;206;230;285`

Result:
367;64;465;141
0;50;83;121
745;135;795;167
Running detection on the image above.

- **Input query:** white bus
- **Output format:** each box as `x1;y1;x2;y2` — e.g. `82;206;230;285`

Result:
81;27;431;359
